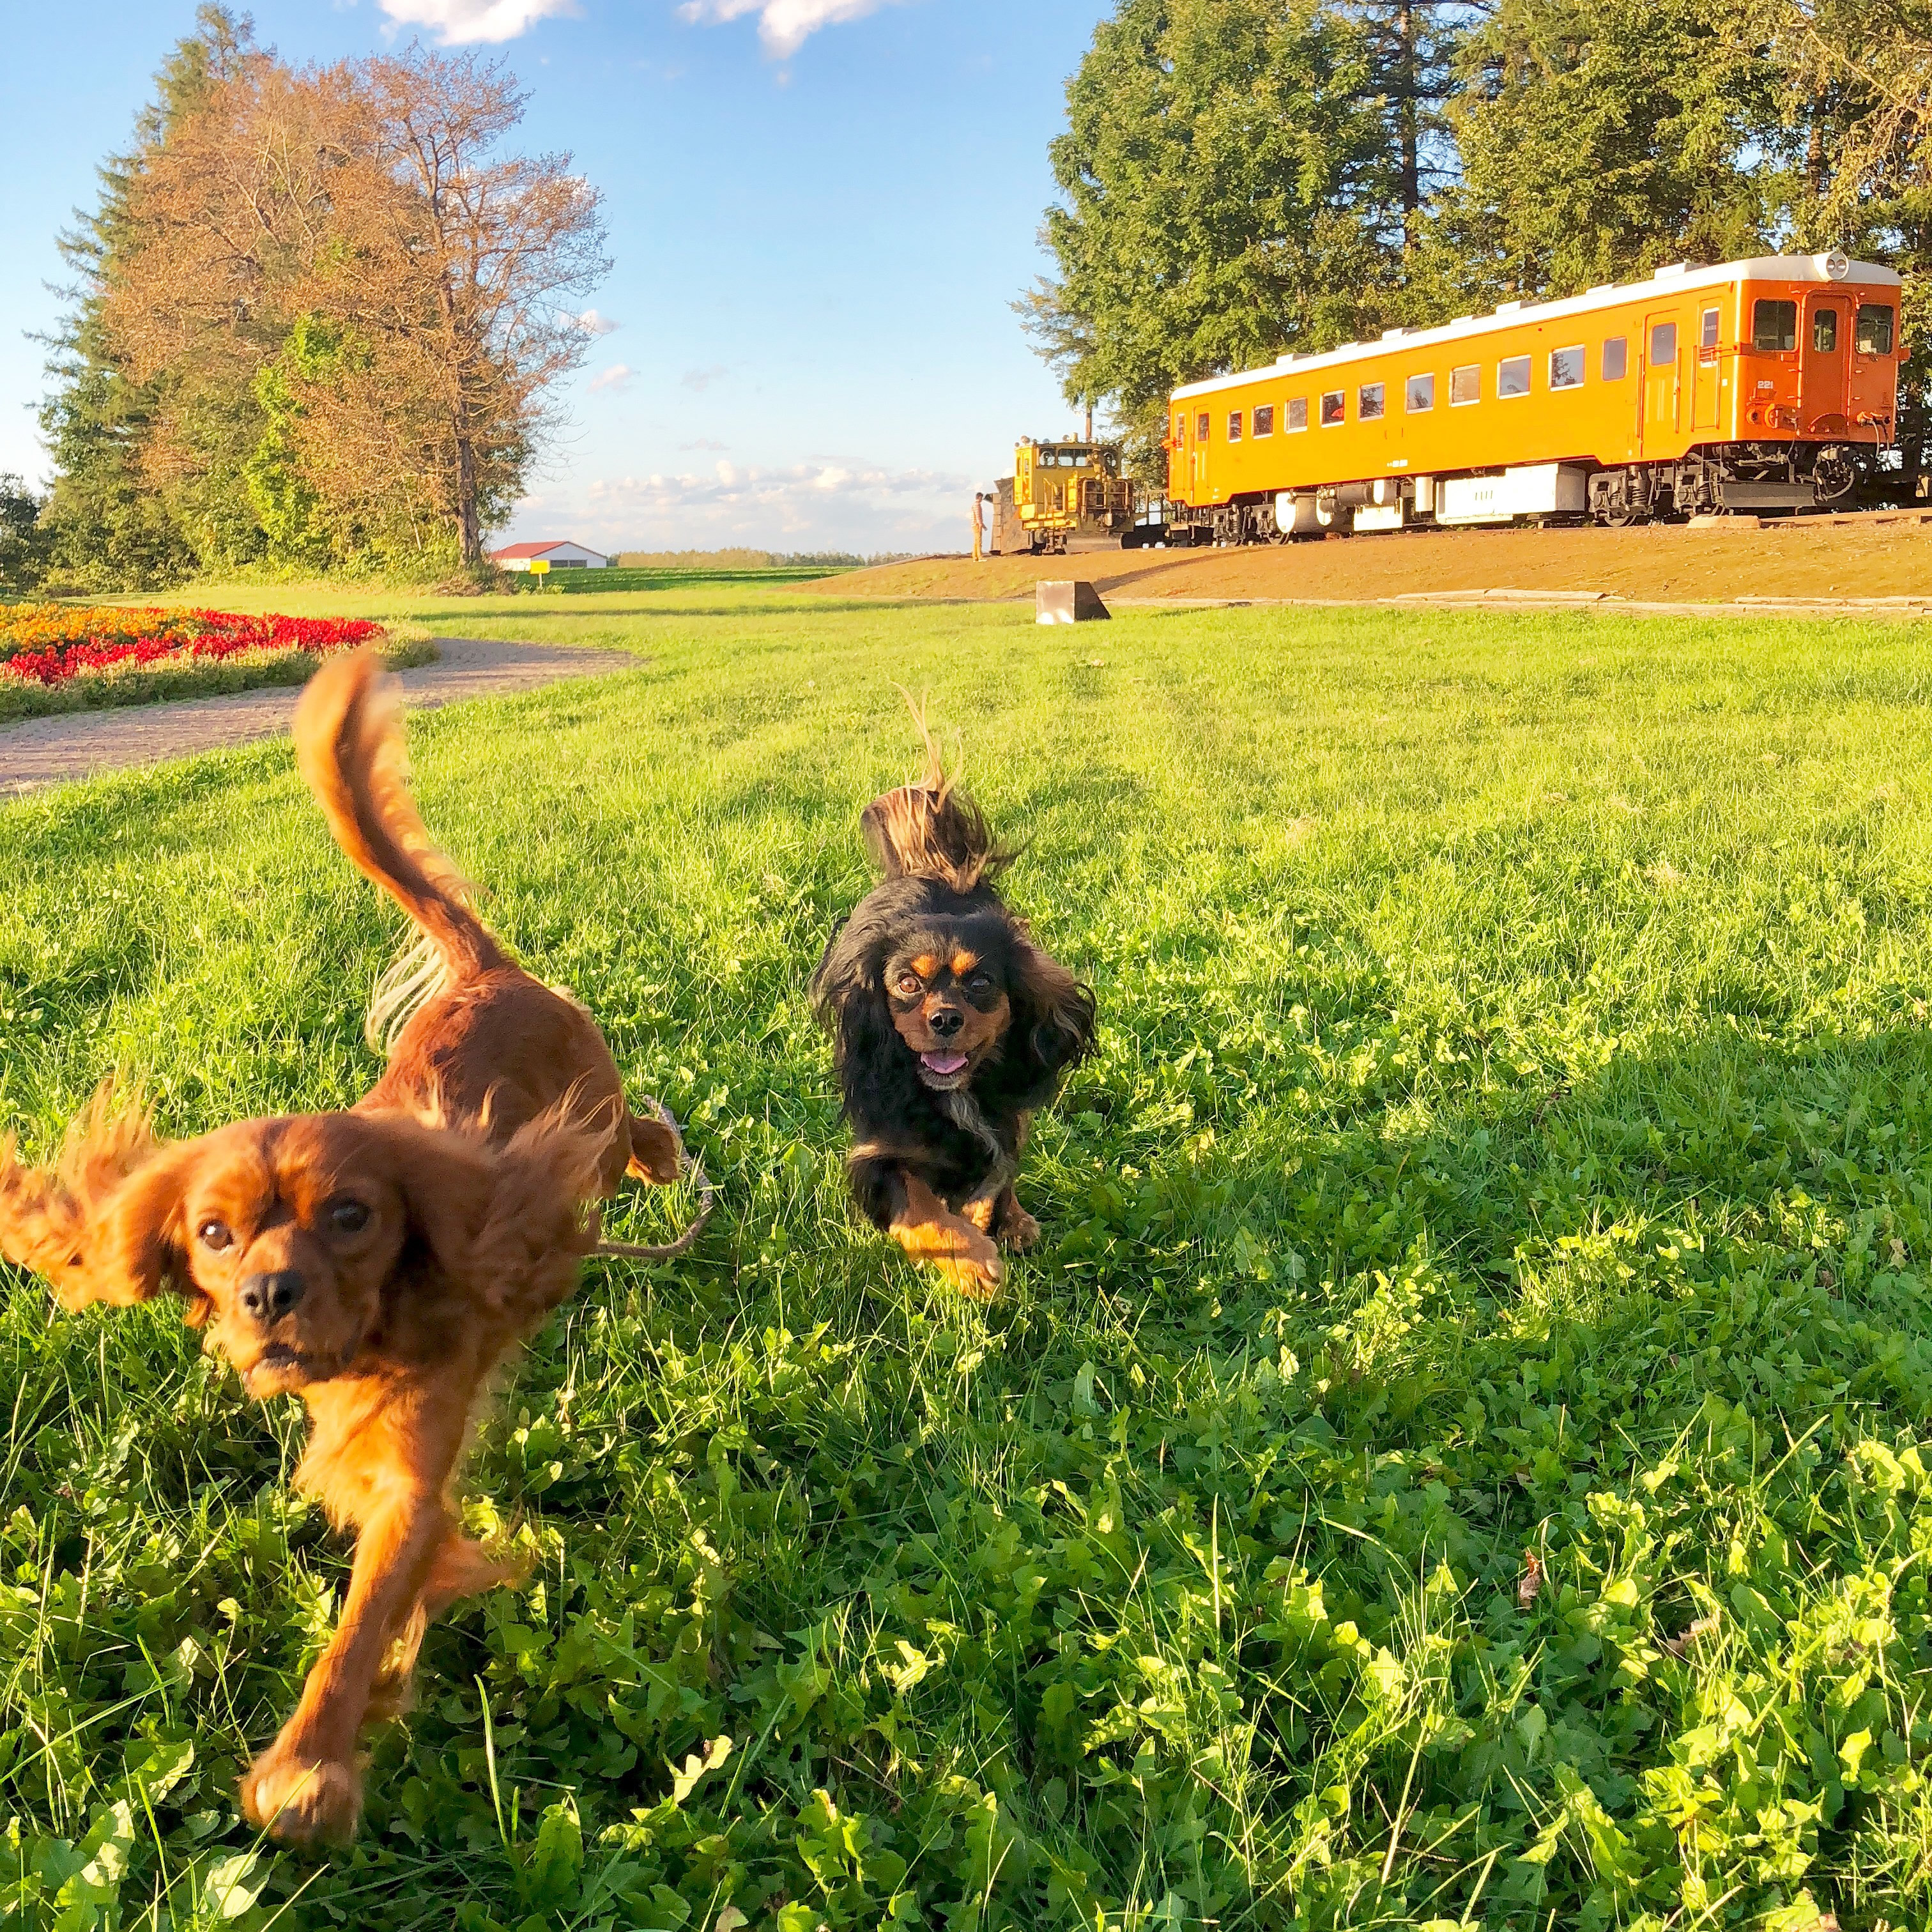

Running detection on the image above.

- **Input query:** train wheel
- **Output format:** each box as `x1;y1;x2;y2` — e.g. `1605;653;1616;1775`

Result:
1812;445;1862;507
1591;466;1652;528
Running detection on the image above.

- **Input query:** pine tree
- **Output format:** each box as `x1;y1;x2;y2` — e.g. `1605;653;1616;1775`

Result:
1784;0;1932;491
1022;0;1411;474
0;476;50;599
1413;0;1784;312
38;5;255;588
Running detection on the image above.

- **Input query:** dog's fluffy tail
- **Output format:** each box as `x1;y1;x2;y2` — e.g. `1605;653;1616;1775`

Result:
859;688;1013;894
295;649;505;1045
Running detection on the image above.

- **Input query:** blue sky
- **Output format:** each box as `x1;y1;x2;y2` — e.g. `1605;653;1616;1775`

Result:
0;0;1112;556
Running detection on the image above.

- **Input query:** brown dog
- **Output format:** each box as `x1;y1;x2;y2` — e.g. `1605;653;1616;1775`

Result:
0;648;686;1843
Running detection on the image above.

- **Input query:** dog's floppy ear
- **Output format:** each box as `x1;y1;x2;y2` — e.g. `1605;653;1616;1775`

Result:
82;1142;202;1312
364;1109;601;1328
0;1131;94;1295
810;916;888;1057
355;1113;497;1292
1010;939;1097;1081
0;1087;165;1303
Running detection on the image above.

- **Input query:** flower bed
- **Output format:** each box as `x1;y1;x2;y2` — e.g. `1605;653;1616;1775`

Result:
0;606;385;686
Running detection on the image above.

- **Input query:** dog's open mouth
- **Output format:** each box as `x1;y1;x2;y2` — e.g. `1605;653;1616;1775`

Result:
918;1050;970;1082
243;1342;334;1393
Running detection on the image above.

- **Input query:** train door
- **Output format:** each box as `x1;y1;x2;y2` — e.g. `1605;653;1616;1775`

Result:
1190;410;1209;503
1641;312;1682;455
1690;303;1722;433
1799;290;1850;436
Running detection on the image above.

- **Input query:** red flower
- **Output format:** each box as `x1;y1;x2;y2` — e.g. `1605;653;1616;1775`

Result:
0;606;386;686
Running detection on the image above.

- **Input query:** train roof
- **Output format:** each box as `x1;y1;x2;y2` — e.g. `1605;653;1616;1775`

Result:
1171;254;1903;401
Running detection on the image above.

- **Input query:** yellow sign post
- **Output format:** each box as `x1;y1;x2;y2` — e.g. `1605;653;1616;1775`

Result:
528;558;551;585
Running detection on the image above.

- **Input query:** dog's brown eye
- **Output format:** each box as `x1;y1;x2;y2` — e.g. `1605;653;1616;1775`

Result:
197;1220;233;1252
896;973;921;996
330;1199;371;1236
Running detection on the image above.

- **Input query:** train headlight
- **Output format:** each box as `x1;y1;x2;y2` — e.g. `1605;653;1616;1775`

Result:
1825;249;1850;280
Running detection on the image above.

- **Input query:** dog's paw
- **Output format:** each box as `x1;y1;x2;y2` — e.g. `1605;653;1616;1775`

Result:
963;1195;998;1234
933;1229;1004;1301
627;1112;684;1186
240;1740;363;1845
997;1204;1041;1252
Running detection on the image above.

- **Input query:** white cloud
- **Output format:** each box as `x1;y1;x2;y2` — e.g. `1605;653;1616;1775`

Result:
587;364;634;392
678;0;905;59
576;309;619;337
580;456;969;549
377;0;578;45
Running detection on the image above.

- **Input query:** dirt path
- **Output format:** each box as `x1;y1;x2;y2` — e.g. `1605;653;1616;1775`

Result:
821;507;1932;608
0;638;641;798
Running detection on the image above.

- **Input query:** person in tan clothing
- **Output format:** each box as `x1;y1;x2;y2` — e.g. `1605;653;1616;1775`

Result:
970;491;986;562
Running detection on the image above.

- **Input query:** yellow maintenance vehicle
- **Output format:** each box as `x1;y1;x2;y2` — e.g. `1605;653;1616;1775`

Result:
993;437;1144;554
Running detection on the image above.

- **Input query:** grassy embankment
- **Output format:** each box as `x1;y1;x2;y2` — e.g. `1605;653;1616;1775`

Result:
6;588;1932;1928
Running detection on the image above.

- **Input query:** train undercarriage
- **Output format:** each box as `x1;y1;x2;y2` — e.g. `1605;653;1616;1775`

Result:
1149;440;1876;545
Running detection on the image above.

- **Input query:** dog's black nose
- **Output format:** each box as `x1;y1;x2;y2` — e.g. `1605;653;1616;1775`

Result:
238;1271;306;1322
930;1008;965;1038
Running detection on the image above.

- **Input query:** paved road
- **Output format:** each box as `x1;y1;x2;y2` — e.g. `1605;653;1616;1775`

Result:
0;638;641;798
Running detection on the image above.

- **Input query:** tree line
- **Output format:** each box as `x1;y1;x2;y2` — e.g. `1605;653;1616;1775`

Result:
1026;0;1932;482
8;6;606;593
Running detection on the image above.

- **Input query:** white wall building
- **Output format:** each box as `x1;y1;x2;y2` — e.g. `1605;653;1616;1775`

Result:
490;540;610;571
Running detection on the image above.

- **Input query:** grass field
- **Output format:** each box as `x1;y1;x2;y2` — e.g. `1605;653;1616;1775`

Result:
7;585;1932;1929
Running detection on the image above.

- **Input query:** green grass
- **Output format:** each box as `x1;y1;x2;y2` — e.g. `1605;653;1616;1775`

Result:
6;590;1932;1929
0;632;437;726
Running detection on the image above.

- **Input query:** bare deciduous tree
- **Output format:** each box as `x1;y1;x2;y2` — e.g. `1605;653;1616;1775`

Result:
98;43;606;569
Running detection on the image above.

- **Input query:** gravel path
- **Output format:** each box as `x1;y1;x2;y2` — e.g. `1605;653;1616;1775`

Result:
0;638;641;798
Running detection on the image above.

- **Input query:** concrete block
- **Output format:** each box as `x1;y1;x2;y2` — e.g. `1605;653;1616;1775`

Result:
1036;580;1111;624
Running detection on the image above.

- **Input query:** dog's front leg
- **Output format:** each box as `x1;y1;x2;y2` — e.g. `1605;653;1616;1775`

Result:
241;1480;453;1843
889;1170;1003;1300
990;1186;1041;1252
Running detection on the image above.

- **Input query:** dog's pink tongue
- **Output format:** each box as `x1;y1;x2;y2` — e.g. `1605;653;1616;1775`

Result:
921;1051;969;1076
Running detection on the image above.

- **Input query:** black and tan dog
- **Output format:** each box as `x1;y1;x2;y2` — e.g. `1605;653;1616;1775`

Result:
811;707;1096;1296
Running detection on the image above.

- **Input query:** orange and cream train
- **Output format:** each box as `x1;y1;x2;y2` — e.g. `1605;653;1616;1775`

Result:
1162;254;1903;539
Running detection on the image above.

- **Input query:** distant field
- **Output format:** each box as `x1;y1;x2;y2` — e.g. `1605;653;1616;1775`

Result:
514;564;853;594
7;592;1932;1928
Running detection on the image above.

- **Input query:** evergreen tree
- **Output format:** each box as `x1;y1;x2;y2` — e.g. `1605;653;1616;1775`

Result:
1022;0;1410;473
38;5;254;588
0;476;50;599
1407;0;1782;310
1786;0;1932;488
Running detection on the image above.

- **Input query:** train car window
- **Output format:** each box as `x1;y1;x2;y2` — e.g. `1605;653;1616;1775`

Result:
1287;397;1308;431
1320;389;1346;426
1196;411;1211;440
1649;322;1678;366
1701;307;1720;349
1752;300;1796;351
1856;304;1895;355
1450;364;1479;405
1813;309;1838;352
1498;355;1531;398
1602;337;1628;380
1227;410;1243;441
1406;373;1435;412
1254;404;1275;438
1174;413;1184;444
1549;346;1585;390
1358;381;1386;420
